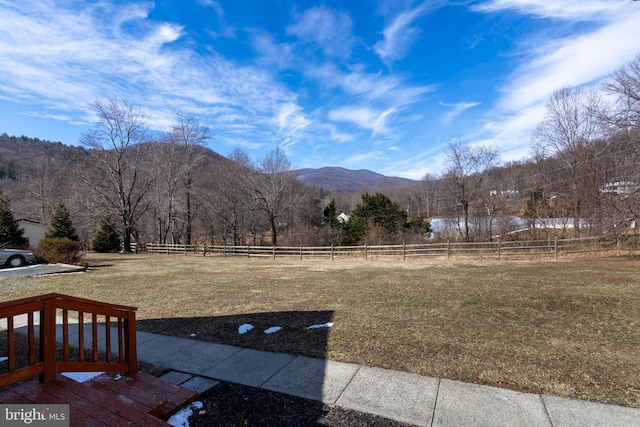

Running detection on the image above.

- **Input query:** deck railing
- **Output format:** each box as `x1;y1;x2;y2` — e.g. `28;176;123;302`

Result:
0;293;137;387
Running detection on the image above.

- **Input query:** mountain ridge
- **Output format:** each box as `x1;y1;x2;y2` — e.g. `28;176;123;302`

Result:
292;166;418;192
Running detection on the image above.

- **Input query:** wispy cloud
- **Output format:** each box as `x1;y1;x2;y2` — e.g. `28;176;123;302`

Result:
345;150;386;166
374;1;444;65
439;101;481;125
286;6;354;58
472;0;626;22
0;0;307;151
251;32;295;69
305;63;435;108
328;105;397;137
470;0;640;162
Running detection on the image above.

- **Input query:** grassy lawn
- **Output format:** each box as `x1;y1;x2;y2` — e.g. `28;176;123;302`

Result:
1;253;639;408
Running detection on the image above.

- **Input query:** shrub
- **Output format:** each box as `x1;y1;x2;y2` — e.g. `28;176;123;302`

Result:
35;237;82;264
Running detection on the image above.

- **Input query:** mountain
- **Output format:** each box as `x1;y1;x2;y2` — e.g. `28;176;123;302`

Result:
292;167;418;192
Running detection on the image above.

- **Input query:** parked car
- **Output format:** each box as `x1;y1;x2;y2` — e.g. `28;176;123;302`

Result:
0;248;36;268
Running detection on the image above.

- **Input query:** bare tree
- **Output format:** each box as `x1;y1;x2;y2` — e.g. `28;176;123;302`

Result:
168;113;212;245
208;148;253;246
443;141;500;241
603;55;640;234
21;156;59;223
532;86;604;237
81;98;154;252
245;147;297;246
605;53;640;133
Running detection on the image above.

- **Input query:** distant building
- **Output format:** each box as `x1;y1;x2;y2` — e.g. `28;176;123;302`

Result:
17;219;47;247
337;212;349;224
600;181;638;196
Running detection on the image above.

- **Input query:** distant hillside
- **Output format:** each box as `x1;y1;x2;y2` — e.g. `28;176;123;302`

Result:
0;133;417;195
293;167;418;192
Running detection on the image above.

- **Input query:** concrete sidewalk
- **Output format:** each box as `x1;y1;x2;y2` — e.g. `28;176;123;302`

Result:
7;315;640;426
135;331;640;427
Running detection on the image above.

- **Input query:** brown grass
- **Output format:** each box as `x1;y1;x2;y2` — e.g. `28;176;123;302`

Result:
1;253;639;407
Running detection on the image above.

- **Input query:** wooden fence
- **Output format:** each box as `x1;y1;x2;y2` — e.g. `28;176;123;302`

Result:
145;236;624;260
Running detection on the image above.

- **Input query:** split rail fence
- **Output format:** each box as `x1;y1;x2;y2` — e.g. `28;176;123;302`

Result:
145;236;627;261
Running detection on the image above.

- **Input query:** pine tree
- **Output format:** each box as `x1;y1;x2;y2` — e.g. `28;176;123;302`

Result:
0;190;28;247
91;215;122;253
45;201;79;241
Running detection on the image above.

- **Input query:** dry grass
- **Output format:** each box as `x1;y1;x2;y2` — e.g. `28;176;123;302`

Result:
1;253;639;407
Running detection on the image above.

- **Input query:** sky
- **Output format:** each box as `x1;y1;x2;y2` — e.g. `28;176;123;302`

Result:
0;1;639;180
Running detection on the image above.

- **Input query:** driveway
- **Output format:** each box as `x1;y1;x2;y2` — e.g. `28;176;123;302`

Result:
0;264;85;279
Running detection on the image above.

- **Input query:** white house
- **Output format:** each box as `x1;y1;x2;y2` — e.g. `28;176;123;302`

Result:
337;212;349;224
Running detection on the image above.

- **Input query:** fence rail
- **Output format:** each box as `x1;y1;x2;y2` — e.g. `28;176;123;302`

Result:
145;236;625;261
0;293;137;387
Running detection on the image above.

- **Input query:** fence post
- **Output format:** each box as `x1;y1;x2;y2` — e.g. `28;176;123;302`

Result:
447;240;451;260
331;244;334;261
300;245;303;260
365;244;368;260
273;245;276;260
224;245;227;258
497;239;501;261
247;245;250;258
403;242;406;260
554;237;558;260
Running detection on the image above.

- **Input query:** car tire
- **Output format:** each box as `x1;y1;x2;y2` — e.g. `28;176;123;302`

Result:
7;256;26;268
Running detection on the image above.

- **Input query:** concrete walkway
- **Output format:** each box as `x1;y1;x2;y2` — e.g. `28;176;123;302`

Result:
6;315;640;426
134;331;640;427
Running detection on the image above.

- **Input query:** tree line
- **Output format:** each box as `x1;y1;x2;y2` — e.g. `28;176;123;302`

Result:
1;54;639;250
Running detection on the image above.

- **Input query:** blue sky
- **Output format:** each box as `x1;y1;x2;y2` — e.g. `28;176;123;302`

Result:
1;1;639;179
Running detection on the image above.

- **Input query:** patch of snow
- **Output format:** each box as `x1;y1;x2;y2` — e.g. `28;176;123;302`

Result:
307;322;334;330
0;356;7;363
189;333;197;337
168;401;203;427
238;323;254;334
264;326;282;334
114;374;122;380
61;372;104;383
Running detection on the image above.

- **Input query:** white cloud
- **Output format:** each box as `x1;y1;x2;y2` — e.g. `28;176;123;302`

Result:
374;1;444;65
345;150;386;165
0;0;311;151
439;101;481;125
305;63;435;109
275;103;311;150
251;32;295;69
329;106;378;129
472;0;626;21
286;6;354;58
328;105;396;137
469;0;640;163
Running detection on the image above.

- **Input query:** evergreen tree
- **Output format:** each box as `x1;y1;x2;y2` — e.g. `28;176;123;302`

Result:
0;190;28;247
91;214;122;253
322;199;344;245
323;199;342;228
343;193;408;245
45;201;79;241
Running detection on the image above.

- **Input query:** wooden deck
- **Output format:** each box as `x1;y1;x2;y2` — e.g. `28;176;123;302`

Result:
0;371;198;426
